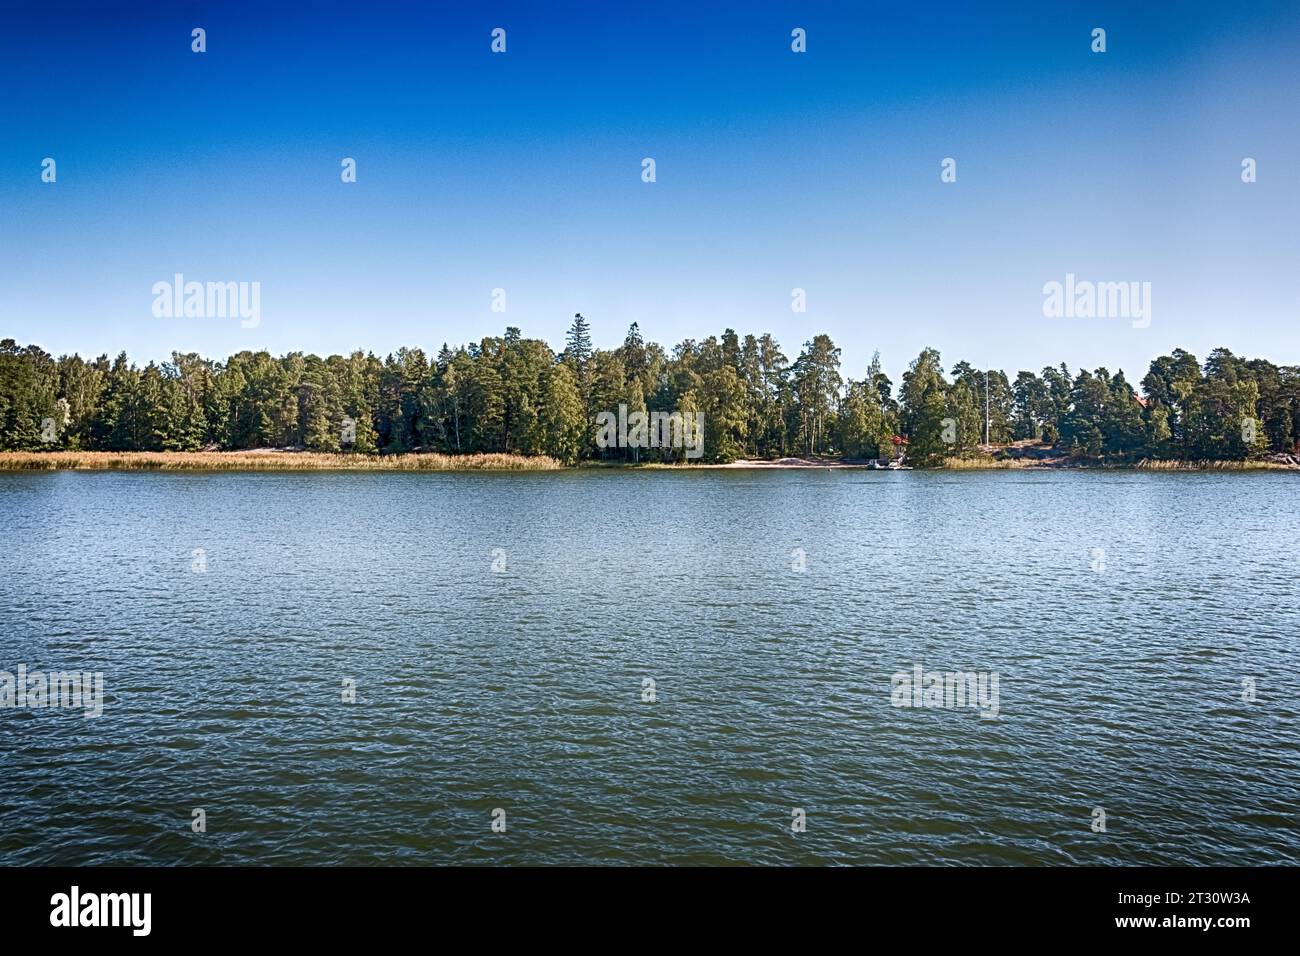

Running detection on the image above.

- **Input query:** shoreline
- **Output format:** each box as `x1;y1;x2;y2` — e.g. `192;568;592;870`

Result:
0;451;1295;473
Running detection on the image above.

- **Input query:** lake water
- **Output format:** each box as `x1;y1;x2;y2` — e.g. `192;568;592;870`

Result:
1;469;1297;865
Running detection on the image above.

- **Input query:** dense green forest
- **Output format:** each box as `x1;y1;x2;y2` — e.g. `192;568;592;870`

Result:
1;315;1296;465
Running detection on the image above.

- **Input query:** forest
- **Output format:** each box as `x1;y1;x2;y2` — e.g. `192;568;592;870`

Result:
1;314;1296;466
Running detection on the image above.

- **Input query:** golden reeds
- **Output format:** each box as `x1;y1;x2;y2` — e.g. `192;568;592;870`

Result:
0;451;563;472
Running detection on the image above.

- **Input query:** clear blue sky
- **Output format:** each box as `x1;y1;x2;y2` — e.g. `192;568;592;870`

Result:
2;0;1297;385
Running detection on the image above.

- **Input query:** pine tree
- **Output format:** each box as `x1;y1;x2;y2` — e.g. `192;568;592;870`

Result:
563;313;595;434
536;363;585;464
900;348;949;465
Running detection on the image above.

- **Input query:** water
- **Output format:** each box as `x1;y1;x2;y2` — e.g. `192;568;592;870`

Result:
1;469;1297;865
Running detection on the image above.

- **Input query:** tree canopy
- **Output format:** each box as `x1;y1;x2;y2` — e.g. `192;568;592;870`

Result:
1;331;1294;466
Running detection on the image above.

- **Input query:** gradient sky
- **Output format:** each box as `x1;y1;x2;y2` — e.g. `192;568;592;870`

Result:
2;0;1297;384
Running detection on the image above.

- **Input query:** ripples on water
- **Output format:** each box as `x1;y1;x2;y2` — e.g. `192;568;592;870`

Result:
1;470;1297;865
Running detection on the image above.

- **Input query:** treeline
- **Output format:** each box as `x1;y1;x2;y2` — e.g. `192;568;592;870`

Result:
1;316;1297;465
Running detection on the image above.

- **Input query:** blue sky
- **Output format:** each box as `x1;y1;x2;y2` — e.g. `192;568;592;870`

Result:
2;0;1297;384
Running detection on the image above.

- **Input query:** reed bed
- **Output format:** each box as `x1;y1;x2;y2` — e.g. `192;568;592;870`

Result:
940;456;1042;469
0;451;563;472
944;456;1293;471
1134;458;1289;471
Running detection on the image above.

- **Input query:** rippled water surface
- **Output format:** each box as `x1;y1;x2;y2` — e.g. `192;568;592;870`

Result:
1;469;1297;865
